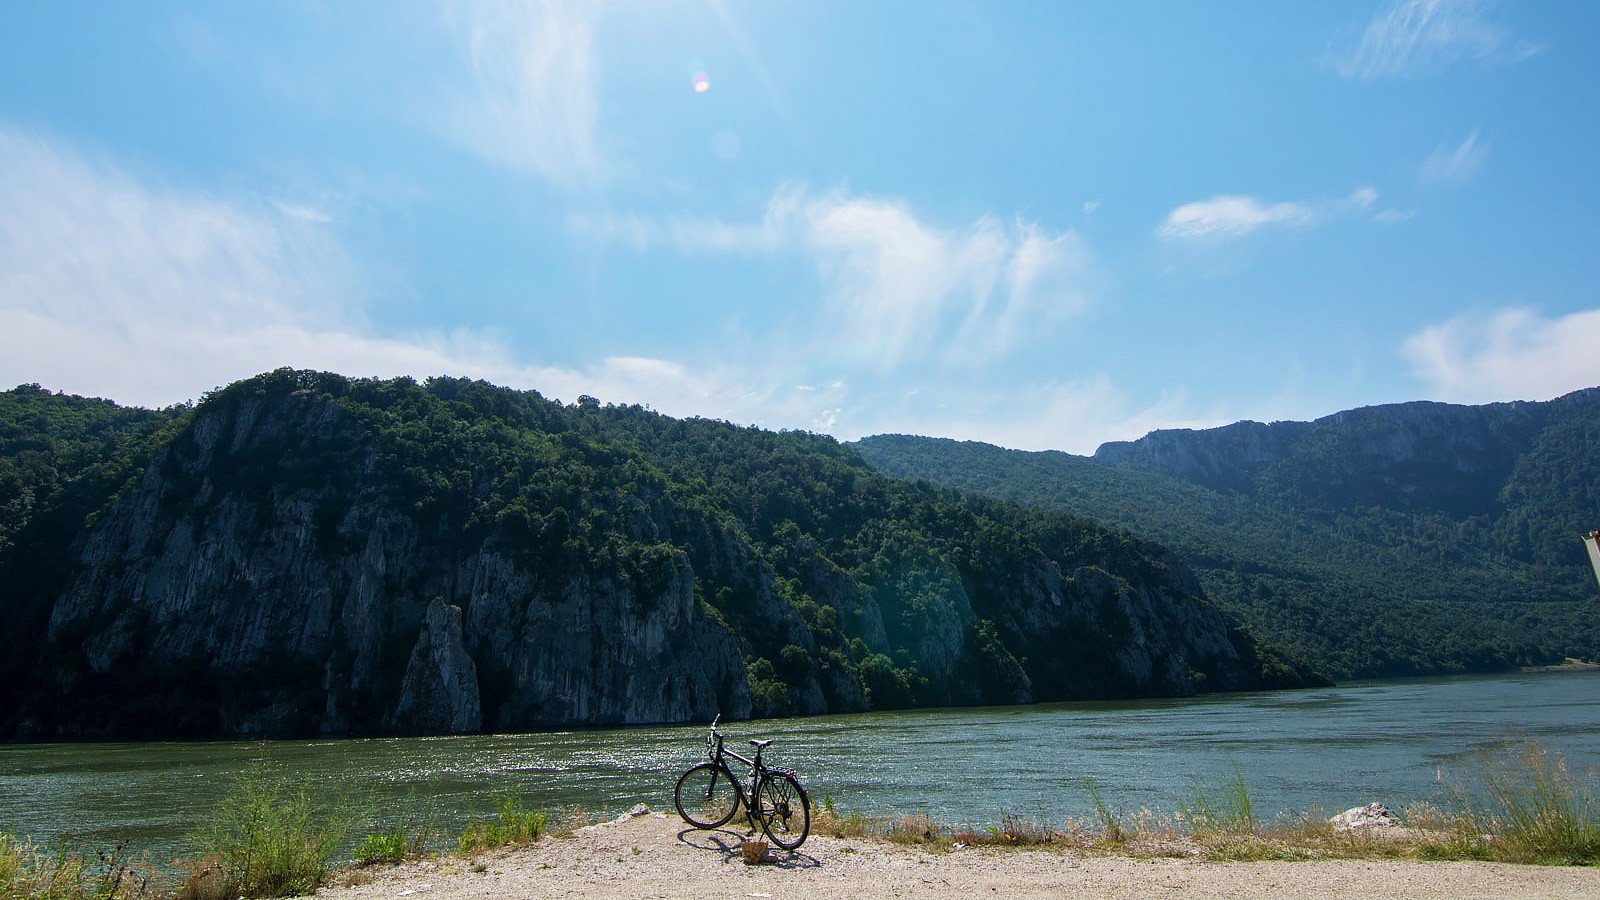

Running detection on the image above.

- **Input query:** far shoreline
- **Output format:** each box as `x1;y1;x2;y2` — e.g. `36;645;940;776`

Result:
1519;659;1600;673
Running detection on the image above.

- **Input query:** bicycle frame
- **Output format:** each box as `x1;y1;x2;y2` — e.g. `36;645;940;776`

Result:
676;715;810;851
704;720;769;815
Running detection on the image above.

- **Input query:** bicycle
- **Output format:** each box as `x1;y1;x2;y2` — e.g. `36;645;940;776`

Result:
673;715;811;851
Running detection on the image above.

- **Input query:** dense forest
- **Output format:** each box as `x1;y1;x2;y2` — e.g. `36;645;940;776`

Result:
854;390;1600;679
0;372;1313;738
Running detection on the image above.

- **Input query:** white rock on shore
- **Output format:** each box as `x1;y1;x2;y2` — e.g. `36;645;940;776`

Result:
1330;802;1400;829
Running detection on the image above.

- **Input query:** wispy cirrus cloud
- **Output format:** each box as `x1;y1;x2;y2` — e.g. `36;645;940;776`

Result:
1403;306;1600;403
0;127;943;442
441;0;604;187
0;125;701;411
1157;187;1377;240
1335;0;1539;81
1421;130;1488;185
572;186;1095;369
865;376;1221;456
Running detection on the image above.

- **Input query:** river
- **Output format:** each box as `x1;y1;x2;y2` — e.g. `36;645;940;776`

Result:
2;670;1597;860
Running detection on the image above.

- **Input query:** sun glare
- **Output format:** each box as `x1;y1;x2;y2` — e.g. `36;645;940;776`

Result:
687;58;710;93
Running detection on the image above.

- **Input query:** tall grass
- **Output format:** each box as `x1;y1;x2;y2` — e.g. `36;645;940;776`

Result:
181;763;349;900
1180;762;1255;835
802;740;1600;866
0;836;159;900
1426;740;1600;864
1083;779;1126;844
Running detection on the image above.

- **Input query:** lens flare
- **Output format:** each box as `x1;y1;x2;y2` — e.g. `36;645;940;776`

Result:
687;58;710;93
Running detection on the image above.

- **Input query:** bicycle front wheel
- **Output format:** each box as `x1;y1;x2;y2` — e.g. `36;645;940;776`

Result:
674;763;740;829
755;772;810;851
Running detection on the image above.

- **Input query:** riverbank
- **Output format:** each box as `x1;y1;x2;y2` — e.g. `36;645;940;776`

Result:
317;807;1600;900
1519;659;1600;673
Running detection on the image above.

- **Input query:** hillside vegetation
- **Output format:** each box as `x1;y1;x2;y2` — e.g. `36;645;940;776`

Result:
0;371;1313;739
854;389;1600;679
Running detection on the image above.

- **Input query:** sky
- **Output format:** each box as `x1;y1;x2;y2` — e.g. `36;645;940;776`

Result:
2;0;1598;455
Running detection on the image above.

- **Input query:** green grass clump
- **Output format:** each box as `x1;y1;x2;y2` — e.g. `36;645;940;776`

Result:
351;830;410;867
458;798;549;854
1430;740;1600;864
183;763;349;899
1181;762;1256;836
0;835;158;900
1083;779;1126;845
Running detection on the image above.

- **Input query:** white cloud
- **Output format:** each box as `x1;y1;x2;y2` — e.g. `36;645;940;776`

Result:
1375;208;1419;224
1157;188;1377;240
574;186;1095;369
273;200;334;223
1403;306;1600;403
0;129;355;402
843;376;1221;456
1336;0;1539;81
1157;195;1314;239
1421;131;1488;184
442;0;604;186
0;126;645;409
0;127;1161;456
569;185;807;254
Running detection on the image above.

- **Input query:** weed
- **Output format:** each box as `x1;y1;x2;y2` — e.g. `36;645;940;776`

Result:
184;762;349;900
1181;762;1255;836
352;830;409;867
458;797;549;854
1433;740;1600;864
812;806;870;839
0;836;160;900
1083;779;1125;844
883;813;943;846
984;813;1057;846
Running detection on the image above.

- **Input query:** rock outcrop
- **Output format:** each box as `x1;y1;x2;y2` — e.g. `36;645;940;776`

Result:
1;370;1315;738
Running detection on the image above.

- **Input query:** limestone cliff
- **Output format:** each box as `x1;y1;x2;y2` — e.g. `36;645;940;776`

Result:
1;370;1315;738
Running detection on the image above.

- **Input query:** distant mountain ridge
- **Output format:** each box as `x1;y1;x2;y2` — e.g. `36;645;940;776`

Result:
0;372;1314;739
854;388;1600;679
1095;393;1598;516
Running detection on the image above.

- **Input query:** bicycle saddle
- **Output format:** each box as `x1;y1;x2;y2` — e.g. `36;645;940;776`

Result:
749;739;773;749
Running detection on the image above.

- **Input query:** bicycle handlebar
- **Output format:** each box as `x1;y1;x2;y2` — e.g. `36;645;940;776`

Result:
705;715;724;759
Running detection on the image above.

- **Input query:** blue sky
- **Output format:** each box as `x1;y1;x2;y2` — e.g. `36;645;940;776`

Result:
2;1;1597;454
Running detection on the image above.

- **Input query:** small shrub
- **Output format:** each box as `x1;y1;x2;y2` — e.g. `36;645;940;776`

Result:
883;813;942;846
352;830;409;867
984;812;1057;846
812;805;869;839
458;798;548;854
186;763;349;899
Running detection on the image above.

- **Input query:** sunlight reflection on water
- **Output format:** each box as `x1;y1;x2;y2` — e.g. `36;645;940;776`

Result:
2;671;1598;859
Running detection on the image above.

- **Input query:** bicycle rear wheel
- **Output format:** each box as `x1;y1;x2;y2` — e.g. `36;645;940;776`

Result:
674;763;740;828
755;772;810;851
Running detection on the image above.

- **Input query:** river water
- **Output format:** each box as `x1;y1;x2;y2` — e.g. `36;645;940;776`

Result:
2;670;1597;859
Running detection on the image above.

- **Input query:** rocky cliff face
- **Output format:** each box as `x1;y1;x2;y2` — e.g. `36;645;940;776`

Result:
1093;389;1600;516
34;385;751;736
2;371;1314;738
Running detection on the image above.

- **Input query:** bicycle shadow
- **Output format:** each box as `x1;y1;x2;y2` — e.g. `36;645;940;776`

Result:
676;826;822;870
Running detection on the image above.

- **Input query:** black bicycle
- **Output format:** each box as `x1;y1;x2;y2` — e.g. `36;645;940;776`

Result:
673;715;811;851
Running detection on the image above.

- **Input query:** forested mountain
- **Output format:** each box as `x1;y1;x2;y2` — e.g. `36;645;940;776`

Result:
0;371;1314;739
854;389;1600;679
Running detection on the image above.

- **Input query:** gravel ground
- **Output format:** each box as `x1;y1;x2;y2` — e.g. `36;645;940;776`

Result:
317;807;1600;900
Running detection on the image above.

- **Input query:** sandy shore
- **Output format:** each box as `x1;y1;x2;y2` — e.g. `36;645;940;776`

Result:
316;807;1600;900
